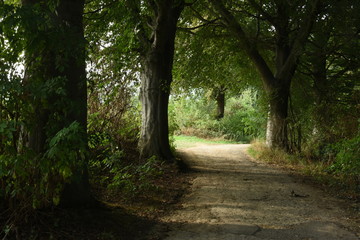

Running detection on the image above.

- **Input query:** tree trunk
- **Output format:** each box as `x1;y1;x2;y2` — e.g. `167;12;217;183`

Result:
22;0;54;153
265;84;290;150
139;57;174;161
216;92;225;119
310;30;331;138
138;1;184;161
56;0;92;207
214;86;226;120
264;21;293;151
210;0;320;151
22;0;92;207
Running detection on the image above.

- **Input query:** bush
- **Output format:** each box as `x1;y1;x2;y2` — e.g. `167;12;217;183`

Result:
109;156;164;196
0;121;88;236
169;89;266;142
89;151;164;200
87;86;141;175
219;94;266;142
329;131;360;178
250;137;360;199
169;94;221;138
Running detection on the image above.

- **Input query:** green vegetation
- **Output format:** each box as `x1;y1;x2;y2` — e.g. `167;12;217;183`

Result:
249;138;360;199
170;89;266;142
174;135;240;149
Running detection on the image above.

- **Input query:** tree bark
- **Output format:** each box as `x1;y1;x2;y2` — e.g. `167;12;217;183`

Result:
22;0;53;154
22;0;92;207
265;83;290;150
214;86;226;120
136;1;185;161
56;0;92;207
216;92;225;119
139;55;174;161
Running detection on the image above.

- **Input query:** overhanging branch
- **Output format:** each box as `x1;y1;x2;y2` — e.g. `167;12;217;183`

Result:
209;0;275;91
277;0;322;81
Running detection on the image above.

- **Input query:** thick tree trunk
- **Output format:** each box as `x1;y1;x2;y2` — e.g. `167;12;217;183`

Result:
22;1;53;153
138;1;184;161
22;0;92;206
139;56;174;161
56;0;92;207
28;108;49;153
265;85;290;150
264;23;293;151
312;53;328;133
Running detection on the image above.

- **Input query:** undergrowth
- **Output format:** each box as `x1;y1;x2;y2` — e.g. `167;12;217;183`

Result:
89;153;166;202
248;140;360;201
0;152;187;240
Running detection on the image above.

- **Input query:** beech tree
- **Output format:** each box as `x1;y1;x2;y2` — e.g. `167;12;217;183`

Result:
126;0;185;161
208;0;322;151
21;0;92;206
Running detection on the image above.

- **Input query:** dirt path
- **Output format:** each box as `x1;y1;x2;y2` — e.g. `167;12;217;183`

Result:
157;144;359;240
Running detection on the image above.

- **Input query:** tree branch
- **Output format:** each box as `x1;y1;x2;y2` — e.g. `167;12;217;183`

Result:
247;0;276;25
83;0;116;15
177;18;220;33
124;0;151;51
209;0;275;91
190;5;213;23
277;0;322;81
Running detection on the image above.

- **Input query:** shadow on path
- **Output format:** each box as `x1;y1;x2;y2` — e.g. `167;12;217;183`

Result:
157;144;359;240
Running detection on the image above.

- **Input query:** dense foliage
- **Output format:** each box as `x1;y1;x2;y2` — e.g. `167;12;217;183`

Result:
169;89;266;142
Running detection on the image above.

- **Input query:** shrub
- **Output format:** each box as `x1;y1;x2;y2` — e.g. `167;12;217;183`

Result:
329;131;360;178
108;156;164;196
89;151;164;199
0;121;88;228
169;89;266;142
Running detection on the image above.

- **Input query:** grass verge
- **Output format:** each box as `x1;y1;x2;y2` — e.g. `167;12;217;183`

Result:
247;140;360;202
173;135;241;149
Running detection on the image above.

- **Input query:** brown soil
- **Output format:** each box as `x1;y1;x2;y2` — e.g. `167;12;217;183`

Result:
153;144;360;240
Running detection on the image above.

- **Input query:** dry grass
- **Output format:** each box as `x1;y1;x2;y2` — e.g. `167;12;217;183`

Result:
247;140;360;202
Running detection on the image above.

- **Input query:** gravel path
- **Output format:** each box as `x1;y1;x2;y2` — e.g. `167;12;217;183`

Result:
159;144;359;240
